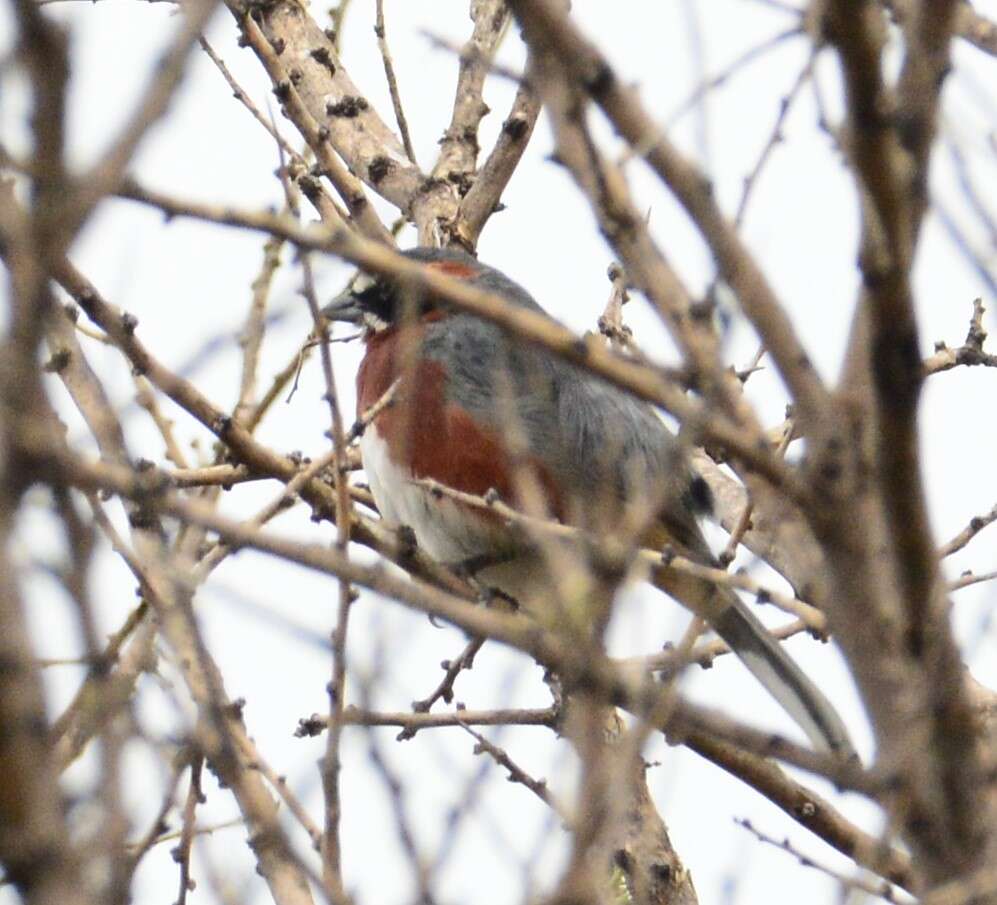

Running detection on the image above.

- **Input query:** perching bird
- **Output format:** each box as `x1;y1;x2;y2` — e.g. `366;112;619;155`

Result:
323;246;853;756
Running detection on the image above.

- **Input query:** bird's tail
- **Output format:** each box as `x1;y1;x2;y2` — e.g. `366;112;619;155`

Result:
653;566;854;758
710;597;854;756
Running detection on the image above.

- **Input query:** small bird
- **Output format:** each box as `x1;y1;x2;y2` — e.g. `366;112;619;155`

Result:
324;247;853;756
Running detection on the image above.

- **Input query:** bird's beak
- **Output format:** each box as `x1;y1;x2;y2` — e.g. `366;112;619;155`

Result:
321;289;364;324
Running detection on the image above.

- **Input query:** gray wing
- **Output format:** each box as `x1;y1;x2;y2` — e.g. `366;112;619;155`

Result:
552;363;713;549
422;313;709;547
420;309;854;755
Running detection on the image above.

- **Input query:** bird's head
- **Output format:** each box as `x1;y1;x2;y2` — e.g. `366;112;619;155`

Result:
322;247;489;334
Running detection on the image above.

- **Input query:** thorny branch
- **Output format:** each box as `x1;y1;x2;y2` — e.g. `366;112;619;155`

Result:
2;2;997;904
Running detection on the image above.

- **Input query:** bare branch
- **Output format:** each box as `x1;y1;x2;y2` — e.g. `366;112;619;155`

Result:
296;704;558;736
231;0;458;242
735;817;913;903
431;0;509;195
939;501;997;559
374;0;417;164
507;0;833;430
68;0;220;236
99;184;807;496
456;54;541;246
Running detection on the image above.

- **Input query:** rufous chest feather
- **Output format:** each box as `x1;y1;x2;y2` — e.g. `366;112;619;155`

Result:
355;329;564;519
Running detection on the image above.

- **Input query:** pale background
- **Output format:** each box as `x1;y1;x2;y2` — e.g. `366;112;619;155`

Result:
1;2;996;903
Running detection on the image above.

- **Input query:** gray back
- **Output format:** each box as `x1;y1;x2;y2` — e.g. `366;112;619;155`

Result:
410;251;709;554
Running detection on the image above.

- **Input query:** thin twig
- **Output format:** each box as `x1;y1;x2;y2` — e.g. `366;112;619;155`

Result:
300;250;354;896
661;26;803;136
949;570;997;592
732;52;815;228
938;501;997;558
720;418;793;566
345;377;400;444
234;234;284;426
199;36;300;164
296;705;557;739
107;179;806;498
458;719;566;817
67;0;221;234
411;637;485;713
924;299;997;375
414;476;829;632
627;618;812;675
135;377;190;470
175;755;204;905
374;0;416;164
233;733;323;851
597;261;635;351
735;817;914;903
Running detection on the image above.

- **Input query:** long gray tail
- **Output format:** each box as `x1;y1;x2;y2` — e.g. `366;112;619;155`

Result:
711;599;854;758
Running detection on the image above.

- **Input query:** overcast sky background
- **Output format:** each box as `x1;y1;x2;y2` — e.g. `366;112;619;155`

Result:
2;1;997;903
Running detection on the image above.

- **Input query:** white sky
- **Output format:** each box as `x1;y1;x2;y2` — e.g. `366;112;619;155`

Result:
2;2;997;903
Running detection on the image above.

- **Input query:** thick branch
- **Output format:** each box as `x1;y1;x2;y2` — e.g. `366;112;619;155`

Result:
507;0;832;430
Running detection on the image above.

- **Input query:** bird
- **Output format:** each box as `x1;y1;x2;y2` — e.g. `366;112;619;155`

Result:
323;246;853;757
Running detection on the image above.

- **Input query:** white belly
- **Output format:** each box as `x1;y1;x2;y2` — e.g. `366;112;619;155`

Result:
360;428;518;565
360;428;563;608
